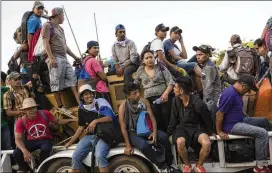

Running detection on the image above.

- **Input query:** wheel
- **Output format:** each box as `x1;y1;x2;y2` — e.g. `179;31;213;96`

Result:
109;155;150;173
47;158;87;173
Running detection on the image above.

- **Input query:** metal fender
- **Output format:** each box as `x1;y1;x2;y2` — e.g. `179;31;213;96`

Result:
81;147;148;167
37;146;149;171
36;150;74;172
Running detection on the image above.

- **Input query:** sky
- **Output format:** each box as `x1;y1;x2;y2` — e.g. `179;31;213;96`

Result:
1;1;271;72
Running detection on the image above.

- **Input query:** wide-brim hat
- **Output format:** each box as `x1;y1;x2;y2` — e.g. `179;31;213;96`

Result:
20;98;39;110
78;84;96;99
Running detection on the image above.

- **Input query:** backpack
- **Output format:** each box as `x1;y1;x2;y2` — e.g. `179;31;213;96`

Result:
225;139;255;163
76;56;99;90
7;57;20;74
227;46;255;75
140;38;157;59
265;27;272;51
136;111;152;137
94;102;123;148
21;11;34;44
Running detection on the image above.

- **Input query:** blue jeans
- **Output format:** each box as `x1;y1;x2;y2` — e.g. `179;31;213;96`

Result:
13;139;53;171
176;60;196;75
230;117;270;167
72;135;110;169
128;130;173;168
1;125;12;150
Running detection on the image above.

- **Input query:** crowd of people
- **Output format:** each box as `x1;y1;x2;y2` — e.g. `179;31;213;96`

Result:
1;1;272;173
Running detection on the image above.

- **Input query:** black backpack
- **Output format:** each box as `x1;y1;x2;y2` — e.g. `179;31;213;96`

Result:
7;57;20;75
21;11;34;44
225;139;255;163
140;38;157;59
94;102;123;148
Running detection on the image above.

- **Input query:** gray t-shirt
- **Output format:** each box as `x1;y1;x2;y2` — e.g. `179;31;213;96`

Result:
41;22;67;57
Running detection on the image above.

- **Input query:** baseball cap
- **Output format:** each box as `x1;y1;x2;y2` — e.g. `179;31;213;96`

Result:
85;41;99;53
193;44;215;54
238;74;258;92
230;34;241;43
155;23;169;32
170;26;182;34
115;24;125;33
33;1;44;8
7;71;21;80
50;7;64;18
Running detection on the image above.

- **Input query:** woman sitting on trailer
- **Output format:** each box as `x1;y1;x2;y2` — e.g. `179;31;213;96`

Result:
134;49;174;132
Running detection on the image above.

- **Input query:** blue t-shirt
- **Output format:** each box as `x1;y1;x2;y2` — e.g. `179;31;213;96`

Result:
216;86;243;133
27;14;42;34
163;39;180;64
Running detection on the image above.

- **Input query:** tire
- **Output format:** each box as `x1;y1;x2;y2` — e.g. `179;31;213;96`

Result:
109;155;150;173
47;158;87;173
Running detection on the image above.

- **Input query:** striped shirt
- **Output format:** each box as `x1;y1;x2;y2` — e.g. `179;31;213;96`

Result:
3;86;30;111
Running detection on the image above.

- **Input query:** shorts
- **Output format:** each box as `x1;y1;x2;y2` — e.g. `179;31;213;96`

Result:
46;56;77;92
173;125;205;151
176;61;196;75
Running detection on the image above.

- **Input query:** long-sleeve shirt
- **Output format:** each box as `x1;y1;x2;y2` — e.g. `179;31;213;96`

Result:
111;39;138;67
219;44;241;80
134;64;174;98
201;60;221;106
167;94;213;136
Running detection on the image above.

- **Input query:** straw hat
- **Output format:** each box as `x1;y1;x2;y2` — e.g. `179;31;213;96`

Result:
20;98;39;110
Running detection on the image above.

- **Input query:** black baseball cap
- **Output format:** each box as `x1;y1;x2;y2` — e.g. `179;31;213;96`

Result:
193;44;215;54
85;41;99;53
238;74;258;92
170;26;182;34
155;23;169;32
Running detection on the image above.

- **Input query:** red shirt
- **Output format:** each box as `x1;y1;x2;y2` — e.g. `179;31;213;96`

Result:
15;110;55;140
84;56;109;93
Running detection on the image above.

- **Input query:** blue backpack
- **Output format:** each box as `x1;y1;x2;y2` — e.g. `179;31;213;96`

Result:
137;111;151;137
75;56;92;80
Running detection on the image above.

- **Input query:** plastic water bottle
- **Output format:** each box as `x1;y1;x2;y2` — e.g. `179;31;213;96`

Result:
153;98;162;104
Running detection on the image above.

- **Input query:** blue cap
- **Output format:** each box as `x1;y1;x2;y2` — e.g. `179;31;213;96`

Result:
85;41;99;53
115;24;125;33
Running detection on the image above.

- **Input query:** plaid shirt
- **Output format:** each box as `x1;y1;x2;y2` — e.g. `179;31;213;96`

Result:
3;86;31;111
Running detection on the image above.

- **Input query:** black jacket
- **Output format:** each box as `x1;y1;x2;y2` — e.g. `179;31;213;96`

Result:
167;94;213;136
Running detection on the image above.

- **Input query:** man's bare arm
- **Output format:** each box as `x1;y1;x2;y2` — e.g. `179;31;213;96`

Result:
118;101;132;147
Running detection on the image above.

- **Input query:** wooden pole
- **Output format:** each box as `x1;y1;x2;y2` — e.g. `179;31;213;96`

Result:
94;13;102;62
62;5;82;57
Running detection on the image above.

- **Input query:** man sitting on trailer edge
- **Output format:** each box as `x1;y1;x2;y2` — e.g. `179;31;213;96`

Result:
216;74;271;173
13;98;77;173
118;82;181;173
167;76;214;173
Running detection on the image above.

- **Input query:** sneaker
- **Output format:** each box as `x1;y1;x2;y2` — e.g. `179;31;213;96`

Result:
60;106;73;114
160;168;168;173
183;164;192;173
253;166;270;173
193;165;206;173
168;164;181;173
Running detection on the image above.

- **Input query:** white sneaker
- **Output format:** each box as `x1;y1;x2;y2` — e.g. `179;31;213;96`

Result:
12;164;19;170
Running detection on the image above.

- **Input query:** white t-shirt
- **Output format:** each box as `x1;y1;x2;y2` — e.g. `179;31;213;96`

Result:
150;38;164;57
